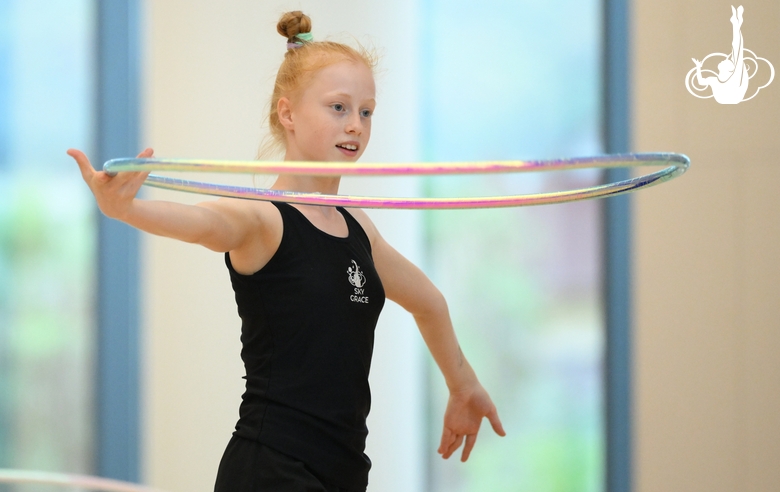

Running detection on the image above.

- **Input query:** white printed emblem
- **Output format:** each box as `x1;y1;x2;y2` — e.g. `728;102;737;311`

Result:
347;260;369;303
685;5;774;104
347;260;366;287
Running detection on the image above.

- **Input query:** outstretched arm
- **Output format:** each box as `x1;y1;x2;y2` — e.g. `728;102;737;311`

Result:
692;58;713;87
68;148;259;252
349;210;506;461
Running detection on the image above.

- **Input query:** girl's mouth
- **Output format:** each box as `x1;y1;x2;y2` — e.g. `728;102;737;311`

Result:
336;143;358;156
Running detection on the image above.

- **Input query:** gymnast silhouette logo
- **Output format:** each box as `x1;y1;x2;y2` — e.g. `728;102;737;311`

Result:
348;260;370;304
685;5;774;104
347;260;366;288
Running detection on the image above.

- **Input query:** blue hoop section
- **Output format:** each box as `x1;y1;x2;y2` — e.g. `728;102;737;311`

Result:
103;152;689;209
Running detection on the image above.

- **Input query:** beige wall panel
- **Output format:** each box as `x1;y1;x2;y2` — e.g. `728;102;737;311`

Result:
741;160;780;492
633;0;780;491
634;152;741;492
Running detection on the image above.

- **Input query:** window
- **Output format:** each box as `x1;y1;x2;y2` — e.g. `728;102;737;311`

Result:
421;1;605;490
0;0;96;476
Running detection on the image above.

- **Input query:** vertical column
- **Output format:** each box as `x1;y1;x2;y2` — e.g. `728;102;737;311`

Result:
95;0;141;482
603;0;632;491
0;0;8;168
0;0;11;466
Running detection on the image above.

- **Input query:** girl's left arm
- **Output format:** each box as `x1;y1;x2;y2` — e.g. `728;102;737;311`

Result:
350;210;506;462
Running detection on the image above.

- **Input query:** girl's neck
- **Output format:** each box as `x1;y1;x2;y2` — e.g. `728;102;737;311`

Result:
271;173;341;196
270;174;343;220
272;147;342;196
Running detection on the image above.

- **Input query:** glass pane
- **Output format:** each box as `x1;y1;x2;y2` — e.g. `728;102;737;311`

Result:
420;1;604;490
0;0;96;482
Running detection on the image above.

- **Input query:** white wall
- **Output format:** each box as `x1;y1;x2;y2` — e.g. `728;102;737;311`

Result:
140;1;425;490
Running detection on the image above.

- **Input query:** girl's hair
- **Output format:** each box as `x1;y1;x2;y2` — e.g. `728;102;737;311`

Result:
258;11;378;158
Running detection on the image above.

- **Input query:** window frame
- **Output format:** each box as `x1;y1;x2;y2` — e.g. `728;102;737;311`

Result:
94;0;141;482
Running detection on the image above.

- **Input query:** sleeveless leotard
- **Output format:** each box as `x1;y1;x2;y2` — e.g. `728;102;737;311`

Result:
224;202;385;490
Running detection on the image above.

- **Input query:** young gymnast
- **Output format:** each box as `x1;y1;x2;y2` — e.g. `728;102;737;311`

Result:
68;11;504;492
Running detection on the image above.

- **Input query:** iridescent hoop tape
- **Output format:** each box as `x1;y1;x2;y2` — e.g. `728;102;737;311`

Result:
103;152;689;209
0;468;166;492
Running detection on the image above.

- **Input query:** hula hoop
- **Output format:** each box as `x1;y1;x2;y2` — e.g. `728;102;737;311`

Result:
103;152;689;209
0;468;166;492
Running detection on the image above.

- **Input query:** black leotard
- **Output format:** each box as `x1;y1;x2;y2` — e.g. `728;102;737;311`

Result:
224;202;385;490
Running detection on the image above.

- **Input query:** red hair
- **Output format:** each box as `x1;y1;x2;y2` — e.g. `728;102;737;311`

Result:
259;11;378;157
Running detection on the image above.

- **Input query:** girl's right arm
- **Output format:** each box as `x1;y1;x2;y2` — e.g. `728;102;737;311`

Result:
68;148;258;253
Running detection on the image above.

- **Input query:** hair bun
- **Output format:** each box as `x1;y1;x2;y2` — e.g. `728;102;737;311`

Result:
277;11;312;42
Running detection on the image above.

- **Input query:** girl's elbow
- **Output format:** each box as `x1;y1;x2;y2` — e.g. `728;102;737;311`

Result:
412;289;449;321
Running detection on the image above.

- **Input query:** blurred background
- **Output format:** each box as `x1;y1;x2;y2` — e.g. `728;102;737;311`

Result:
0;0;777;491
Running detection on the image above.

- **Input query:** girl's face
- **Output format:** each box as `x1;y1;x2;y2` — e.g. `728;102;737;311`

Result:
280;60;376;162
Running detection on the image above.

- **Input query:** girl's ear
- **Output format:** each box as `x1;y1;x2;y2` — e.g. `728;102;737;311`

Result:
278;97;294;131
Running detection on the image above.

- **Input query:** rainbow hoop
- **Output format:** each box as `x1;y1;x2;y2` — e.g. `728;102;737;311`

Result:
0;468;166;492
103;152;689;209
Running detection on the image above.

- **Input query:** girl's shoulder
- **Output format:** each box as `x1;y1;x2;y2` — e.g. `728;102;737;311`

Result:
202;198;283;275
341;207;379;245
199;196;281;232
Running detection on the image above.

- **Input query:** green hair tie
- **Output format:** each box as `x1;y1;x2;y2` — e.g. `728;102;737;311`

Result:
287;32;313;50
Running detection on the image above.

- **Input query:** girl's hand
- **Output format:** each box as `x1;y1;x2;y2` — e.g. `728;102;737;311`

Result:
68;148;153;220
438;381;505;462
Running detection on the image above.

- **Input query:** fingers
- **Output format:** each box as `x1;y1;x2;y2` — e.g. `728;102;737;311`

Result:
122;148;154;182
438;426;462;459
461;434;477;462
135;149;154;182
136;147;154;158
442;434;464;460
104;148;152;185
438;427;455;455
68;146;154;195
67;148;95;183
102;147;154;180
487;408;506;437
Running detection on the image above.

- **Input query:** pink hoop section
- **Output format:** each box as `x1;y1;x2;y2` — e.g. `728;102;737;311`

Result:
103;153;689;209
0;468;166;492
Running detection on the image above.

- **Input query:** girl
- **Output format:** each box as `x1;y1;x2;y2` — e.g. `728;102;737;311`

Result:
68;11;504;492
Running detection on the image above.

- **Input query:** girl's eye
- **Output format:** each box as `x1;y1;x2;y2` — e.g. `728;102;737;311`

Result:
332;103;344;112
360;109;372;117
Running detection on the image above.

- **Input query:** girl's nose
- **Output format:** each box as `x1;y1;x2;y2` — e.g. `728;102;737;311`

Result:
345;113;363;135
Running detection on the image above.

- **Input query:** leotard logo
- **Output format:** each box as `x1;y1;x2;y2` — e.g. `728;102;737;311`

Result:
347;260;369;303
685;5;774;104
